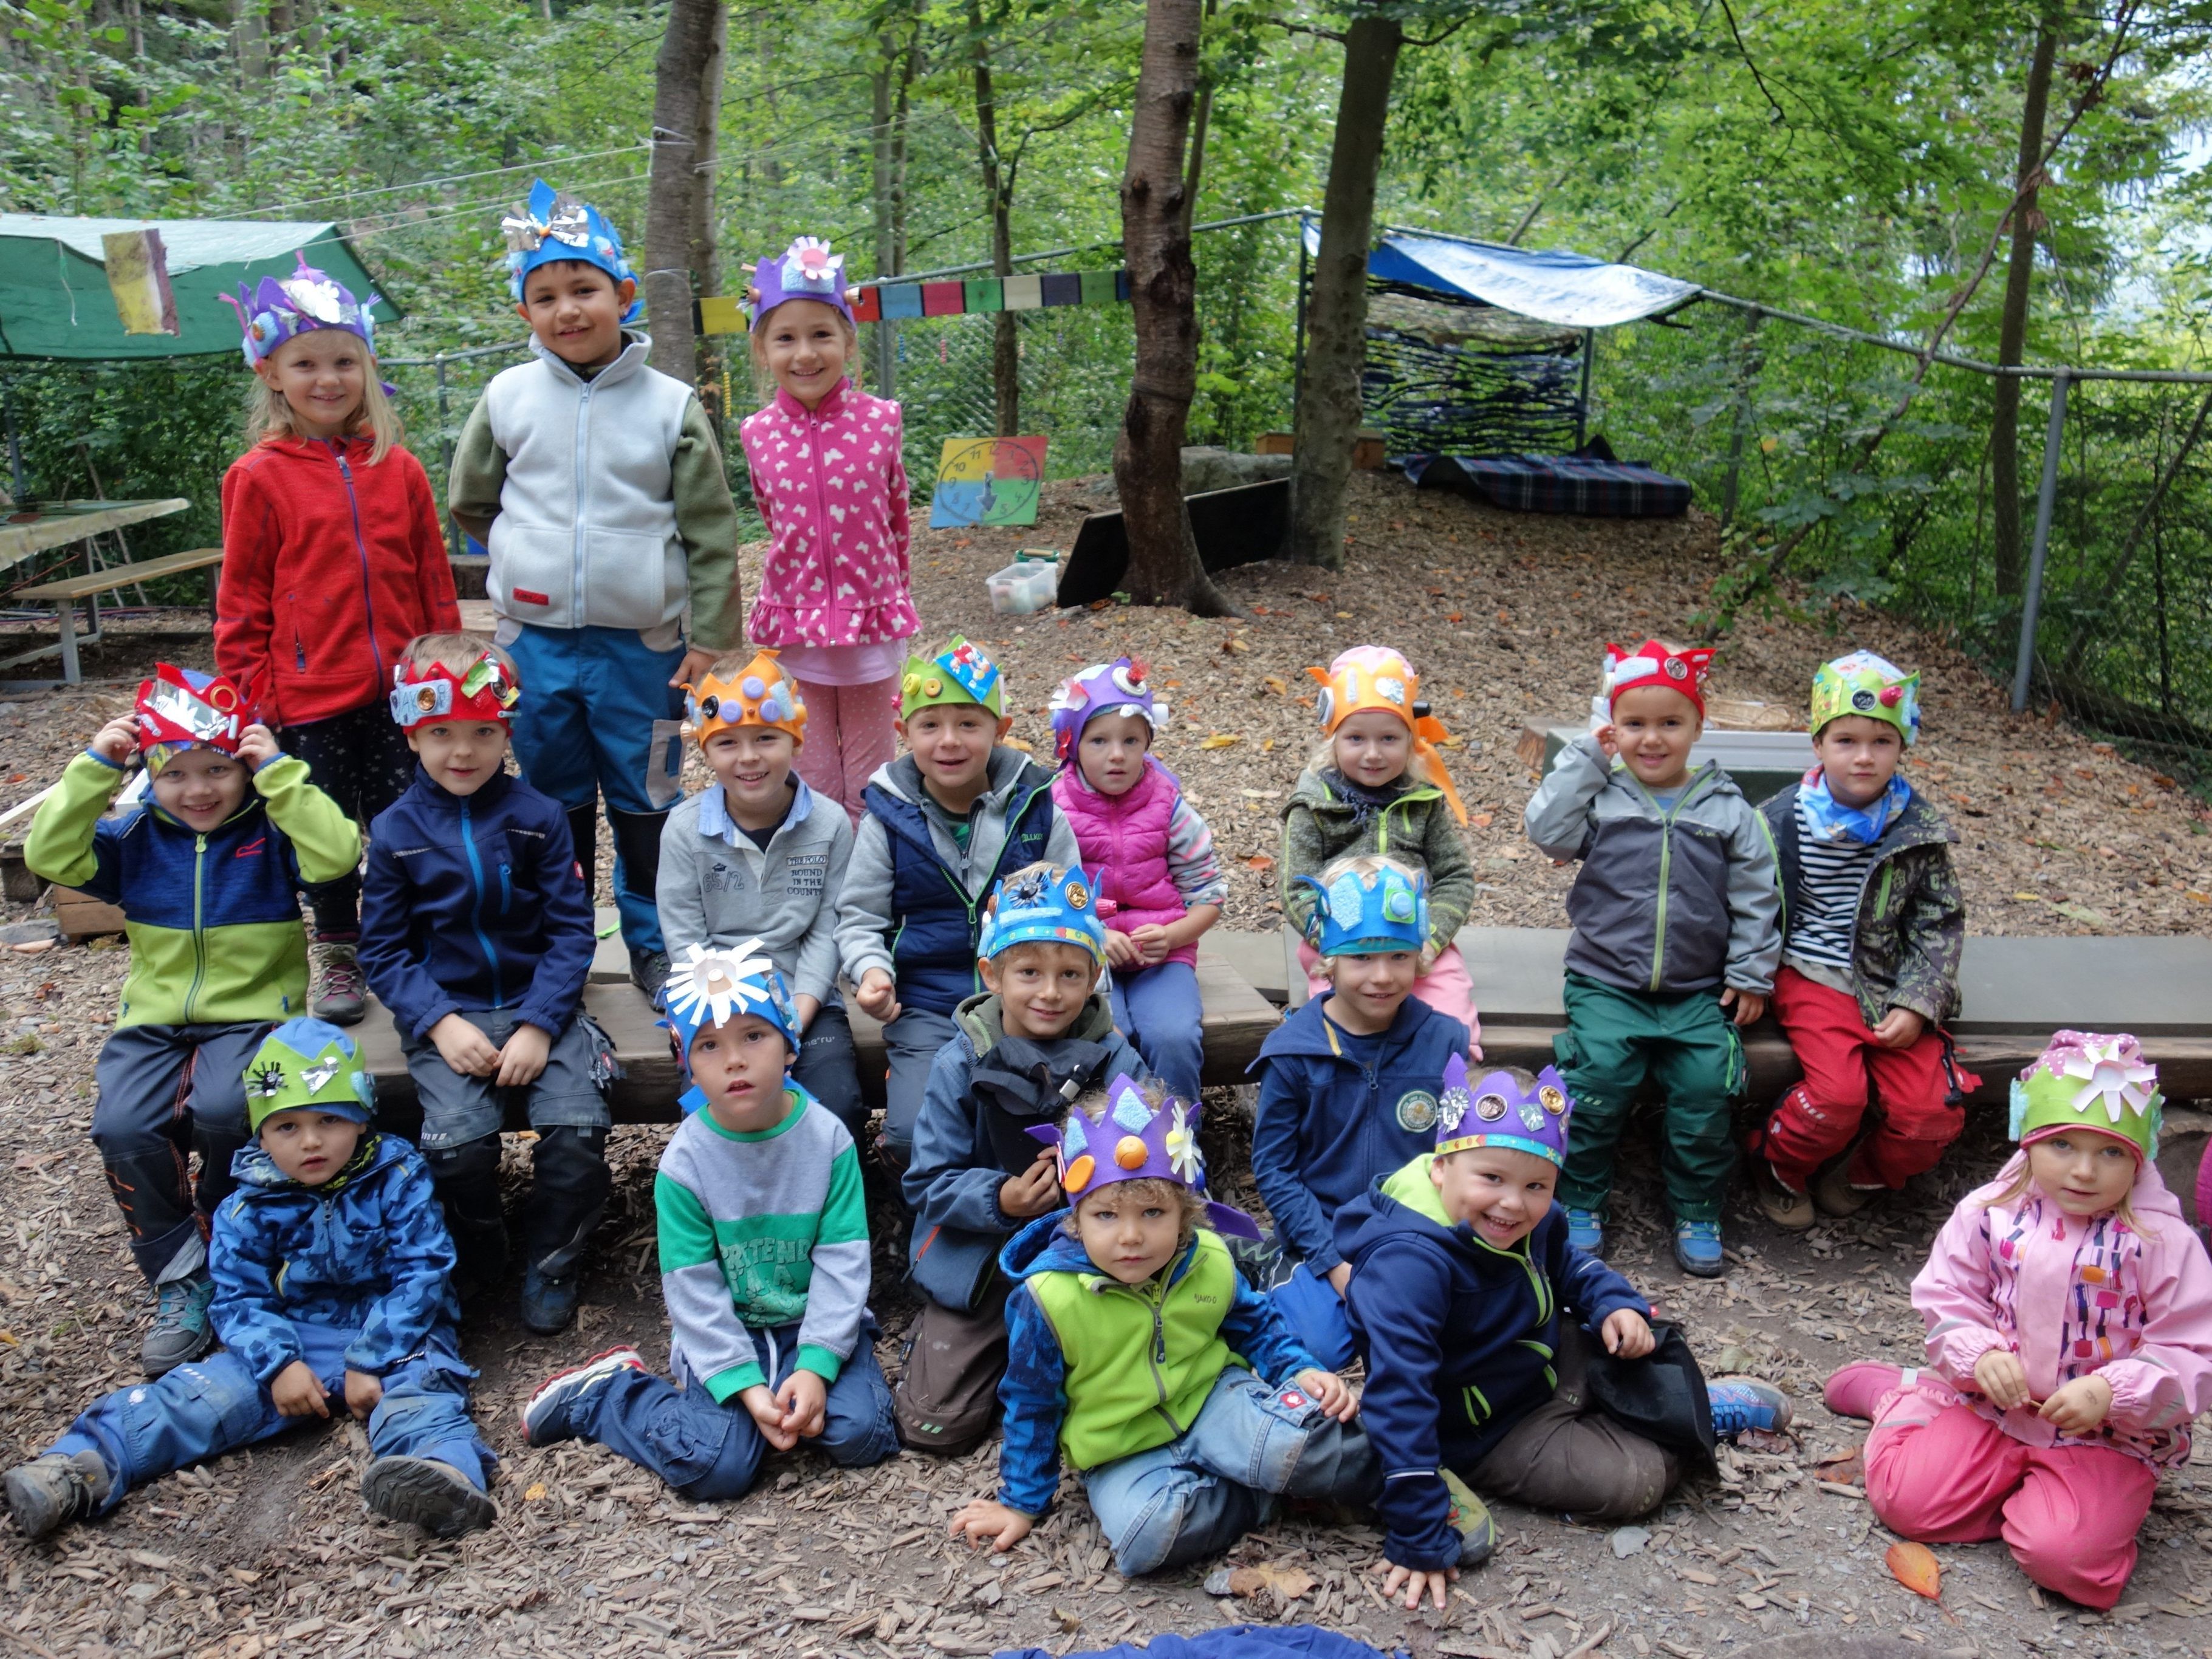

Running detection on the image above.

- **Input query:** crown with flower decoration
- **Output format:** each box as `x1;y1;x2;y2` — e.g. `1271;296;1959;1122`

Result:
1049;657;1168;764
501;180;640;320
388;651;521;729
1603;639;1714;716
1810;651;1922;745
244;1018;375;1132
1025;1074;1262;1241
684;649;807;747
662;939;800;1059
748;236;855;330
1293;855;1430;957
219;252;381;371
900;635;1004;717
2008;1030;2163;1161
1433;1054;1573;1169
135;663;253;767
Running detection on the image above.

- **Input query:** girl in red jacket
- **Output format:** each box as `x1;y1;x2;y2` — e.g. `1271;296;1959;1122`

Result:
216;255;460;1024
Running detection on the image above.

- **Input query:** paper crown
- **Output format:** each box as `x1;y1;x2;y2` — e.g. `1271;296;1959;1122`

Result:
1049;658;1167;764
135;663;252;765
502;179;640;321
2008;1030;2163;1161
1810;651;1921;745
388;652;521;728
1603;639;1714;716
979;863;1107;965
685;649;807;747
900;635;1004;718
662;939;801;1062
748;236;854;330
1306;646;1466;823
220;253;380;371
1026;1075;1261;1242
1295;857;1429;957
244;1018;374;1132
1434;1055;1573;1168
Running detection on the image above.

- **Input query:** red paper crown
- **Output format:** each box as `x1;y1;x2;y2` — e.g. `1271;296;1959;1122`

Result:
388;653;521;728
1602;638;1714;715
135;665;252;755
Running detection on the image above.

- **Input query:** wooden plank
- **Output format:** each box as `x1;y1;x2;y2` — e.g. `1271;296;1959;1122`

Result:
15;545;222;600
52;886;126;940
0;498;190;570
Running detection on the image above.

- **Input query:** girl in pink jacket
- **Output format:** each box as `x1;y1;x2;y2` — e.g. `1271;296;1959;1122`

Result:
1047;658;1225;1101
738;237;920;821
1824;1030;2212;1609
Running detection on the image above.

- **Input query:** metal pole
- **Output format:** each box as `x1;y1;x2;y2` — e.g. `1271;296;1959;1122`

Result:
1291;222;1310;430
2010;370;2069;713
1575;329;1593;451
436;354;461;559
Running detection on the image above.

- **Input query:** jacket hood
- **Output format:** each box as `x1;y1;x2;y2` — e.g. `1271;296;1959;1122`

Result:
1256;990;1447;1064
229;1128;408;1194
1336;1153;1553;1273
1289;764;1439;815
1982;1146;2188;1223
999;1208;1207;1288
871;747;1043;810
527;330;652;388
954;990;1118;1057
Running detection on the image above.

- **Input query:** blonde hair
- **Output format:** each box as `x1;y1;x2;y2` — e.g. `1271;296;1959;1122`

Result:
748;301;861;404
403;631;516;680
247;345;401;464
1058;1082;1206;1251
1982;1146;2152;1237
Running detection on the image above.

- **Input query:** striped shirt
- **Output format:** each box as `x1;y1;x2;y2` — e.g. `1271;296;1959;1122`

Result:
1787;793;1880;977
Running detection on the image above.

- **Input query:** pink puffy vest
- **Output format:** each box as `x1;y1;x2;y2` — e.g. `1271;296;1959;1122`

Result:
1052;758;1196;968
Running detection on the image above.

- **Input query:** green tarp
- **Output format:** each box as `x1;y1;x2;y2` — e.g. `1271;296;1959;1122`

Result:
0;215;395;360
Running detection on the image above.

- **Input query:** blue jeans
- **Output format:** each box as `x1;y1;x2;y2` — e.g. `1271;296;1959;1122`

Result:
1270;1260;1357;1372
1108;960;1204;1103
792;1004;866;1144
572;1323;898;1500
47;1323;493;1513
880;1005;957;1163
1081;1369;1378;1576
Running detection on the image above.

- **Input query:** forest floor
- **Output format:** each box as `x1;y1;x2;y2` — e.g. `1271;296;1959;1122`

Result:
3;468;2211;1659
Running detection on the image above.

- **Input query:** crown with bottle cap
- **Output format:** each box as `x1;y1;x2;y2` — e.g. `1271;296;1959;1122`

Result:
220;252;382;371
1025;1073;1261;1241
1810;650;1921;745
748;236;854;330
978;863;1106;965
1306;645;1466;823
244;1018;375;1132
135;663;253;768
662;939;801;1060
1049;657;1168;764
501;179;640;321
2008;1030;2163;1161
900;635;1004;718
388;651;521;728
684;649;807;747
1294;855;1430;957
1433;1053;1574;1168
1602;639;1715;717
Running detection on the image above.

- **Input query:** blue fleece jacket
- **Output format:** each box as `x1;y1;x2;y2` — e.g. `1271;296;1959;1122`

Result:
995;1213;1321;1517
358;767;596;1041
1337;1156;1648;1572
1247;994;1469;1275
211;1132;471;1387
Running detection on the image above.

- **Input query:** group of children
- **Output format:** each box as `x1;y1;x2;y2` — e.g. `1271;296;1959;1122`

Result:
7;178;2208;1618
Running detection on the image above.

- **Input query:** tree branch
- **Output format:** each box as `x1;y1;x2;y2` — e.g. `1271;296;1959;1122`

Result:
1714;0;1787;126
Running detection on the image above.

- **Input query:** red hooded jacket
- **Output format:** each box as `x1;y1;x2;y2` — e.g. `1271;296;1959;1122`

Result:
215;436;461;728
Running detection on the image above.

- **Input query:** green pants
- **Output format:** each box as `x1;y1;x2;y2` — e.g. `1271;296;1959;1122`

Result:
1553;973;1746;1224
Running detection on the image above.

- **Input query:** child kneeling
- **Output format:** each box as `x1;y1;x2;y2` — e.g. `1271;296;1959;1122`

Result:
6;1021;498;1540
952;1076;1379;1576
521;943;896;1496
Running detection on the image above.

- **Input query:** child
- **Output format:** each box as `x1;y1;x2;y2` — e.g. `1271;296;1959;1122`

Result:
447;179;742;999
950;1075;1378;1576
1746;652;1979;1228
1824;1033;2212;1610
897;863;1151;1454
519;942;896;1494
837;637;1083;1169
24;666;360;1375
1250;854;1468;1370
658;648;863;1138
5;1020;498;1541
1522;640;1781;1276
1341;1056;1791;1609
739;236;919;822
215;253;461;1024
1048;657;1226;1101
357;635;609;1336
1282;645;1479;1039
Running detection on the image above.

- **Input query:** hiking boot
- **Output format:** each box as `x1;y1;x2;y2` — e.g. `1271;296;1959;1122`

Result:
1672;1220;1726;1278
520;1266;581;1336
309;937;367;1026
144;1272;216;1376
1824;1360;1911;1420
1751;1159;1814;1231
1222;1233;1296;1294
1812;1158;1878;1219
1563;1208;1605;1257
628;947;671;1004
1440;1468;1496;1567
5;1451;109;1539
522;1347;644;1446
360;1456;498;1538
1708;1377;1794;1438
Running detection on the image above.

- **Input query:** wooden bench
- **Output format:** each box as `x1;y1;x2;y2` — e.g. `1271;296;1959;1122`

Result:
13;545;224;683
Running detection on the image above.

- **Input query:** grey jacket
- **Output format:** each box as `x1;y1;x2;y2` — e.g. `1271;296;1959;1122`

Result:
835;749;1084;987
656;778;853;1006
1524;731;1782;996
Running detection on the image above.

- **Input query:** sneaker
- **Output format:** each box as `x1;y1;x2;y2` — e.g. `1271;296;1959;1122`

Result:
1812;1158;1878;1219
1707;1377;1794;1438
143;1272;216;1376
628;947;671;1004
519;1266;581;1335
522;1346;644;1446
1751;1159;1814;1231
1823;1360;1910;1420
309;937;367;1026
5;1451;109;1539
1673;1220;1726;1278
1563;1208;1606;1256
1439;1468;1496;1567
360;1456;498;1538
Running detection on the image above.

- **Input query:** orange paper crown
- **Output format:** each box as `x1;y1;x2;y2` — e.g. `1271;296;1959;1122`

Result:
1304;645;1466;824
683;649;807;747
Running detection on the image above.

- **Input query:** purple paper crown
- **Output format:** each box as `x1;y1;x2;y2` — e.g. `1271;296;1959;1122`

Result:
221;253;379;369
748;236;854;330
1433;1054;1574;1168
1049;657;1168;764
1027;1074;1261;1240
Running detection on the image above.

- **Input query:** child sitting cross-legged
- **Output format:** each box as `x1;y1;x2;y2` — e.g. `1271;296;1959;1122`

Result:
1341;1056;1790;1610
951;1076;1380;1576
5;1021;499;1541
895;863;1151;1455
519;943;897;1496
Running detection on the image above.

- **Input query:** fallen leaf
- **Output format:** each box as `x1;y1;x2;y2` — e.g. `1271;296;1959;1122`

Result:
2012;892;2042;902
1243;854;1275;871
1223;636;1250;654
1886;1539;1942;1600
524;1482;549;1502
1263;676;1288;696
1447;612;1464;623
1470;813;1494;829
1216;1563;1316;1601
1199;733;1244;750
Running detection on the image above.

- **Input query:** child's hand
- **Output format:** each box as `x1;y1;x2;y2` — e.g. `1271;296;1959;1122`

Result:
90;714;140;763
344;1369;384;1421
776;1370;829;1440
740;1384;800;1451
1295;1368;1360;1422
1419;942;1440;973
1592;722;1619;761
669;647;717;691
855;970;901;1022
1973;1348;2034;1411
1128;923;1173;966
1102;928;1143;969
1373;1558;1457;1611
2039;1374;2114;1433
793;992;821;1035
1325;1260;1354;1298
1721;987;1767;1027
495;1022;552;1088
270;1360;329;1418
950;1498;1033;1553
999;1149;1063;1219
430;1014;502;1078
234;723;281;770
1601;1308;1655;1358
1872;1007;1926;1049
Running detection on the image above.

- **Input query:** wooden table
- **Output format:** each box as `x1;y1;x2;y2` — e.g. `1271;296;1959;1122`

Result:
1;498;193;682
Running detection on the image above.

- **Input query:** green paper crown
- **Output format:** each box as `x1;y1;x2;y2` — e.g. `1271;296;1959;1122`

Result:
2008;1030;2162;1160
1810;651;1921;745
244;1017;375;1131
900;635;1004;718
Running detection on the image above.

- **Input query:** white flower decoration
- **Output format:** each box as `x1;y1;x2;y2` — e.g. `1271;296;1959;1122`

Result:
2064;1038;2159;1124
1165;1104;1203;1184
665;939;781;1032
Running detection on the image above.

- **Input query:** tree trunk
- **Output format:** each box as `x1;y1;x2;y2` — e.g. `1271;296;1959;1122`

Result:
1286;15;1402;568
1114;0;1229;615
1988;17;2059;598
644;0;724;386
687;0;727;399
1177;0;1216;234
969;0;1019;434
871;2;920;399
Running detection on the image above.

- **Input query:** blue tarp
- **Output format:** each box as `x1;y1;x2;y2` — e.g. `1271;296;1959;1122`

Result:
1304;220;1702;330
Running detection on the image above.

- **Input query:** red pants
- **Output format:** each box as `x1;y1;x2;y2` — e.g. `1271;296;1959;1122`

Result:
1865;1381;2156;1609
1754;966;1976;1190
792;676;899;827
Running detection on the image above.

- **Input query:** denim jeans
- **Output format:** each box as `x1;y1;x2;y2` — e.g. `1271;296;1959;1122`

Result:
1108;959;1204;1103
1269;1260;1357;1372
879;1007;957;1163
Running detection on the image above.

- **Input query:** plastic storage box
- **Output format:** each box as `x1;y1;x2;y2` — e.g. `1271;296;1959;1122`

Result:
986;560;1060;615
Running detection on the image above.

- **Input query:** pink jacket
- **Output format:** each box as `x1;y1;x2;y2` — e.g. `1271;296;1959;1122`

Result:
1053;759;1195;968
1914;1152;2212;1467
739;380;919;648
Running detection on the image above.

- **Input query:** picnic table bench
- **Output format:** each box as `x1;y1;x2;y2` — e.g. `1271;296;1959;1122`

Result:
13;544;224;683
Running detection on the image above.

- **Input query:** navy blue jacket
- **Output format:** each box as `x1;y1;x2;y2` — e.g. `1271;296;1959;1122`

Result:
1247;994;1469;1274
1338;1157;1648;1571
358;767;595;1040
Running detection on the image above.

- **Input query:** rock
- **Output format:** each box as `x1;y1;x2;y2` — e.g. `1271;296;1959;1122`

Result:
1609;1525;1651;1558
0;918;58;946
1180;446;1293;496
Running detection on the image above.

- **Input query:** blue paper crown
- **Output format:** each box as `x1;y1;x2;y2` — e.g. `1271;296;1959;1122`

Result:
662;940;799;1055
979;864;1107;965
1295;860;1429;956
502;179;641;321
